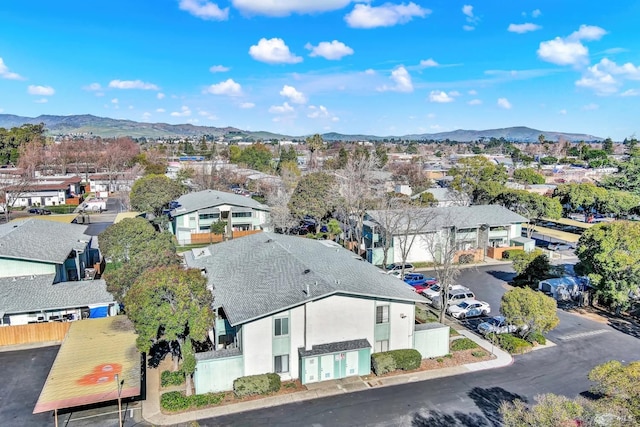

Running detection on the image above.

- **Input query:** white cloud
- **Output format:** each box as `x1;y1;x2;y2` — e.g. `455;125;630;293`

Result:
603;47;627;55
268;102;294;114
508;23;541;34
84;82;102;91
232;0;352;17
559;109;567;115
156;108;166;113
249;38;302;64
463;25;475;31
178;0;229;20
111;98;119;104
468;89;478;95
419;58;438;68
209;65;230;73
34;98;48;104
427;113;436;119
575;58;640;95
27;85;55;96
305;40;354;60
307;105;332;119
0;58;23;80
621;89;640;97
364;69;376;75
449;90;461;97
108;79;159;90
468;99;482;105
538;25;607;67
345;2;430;29
239;102;255;109
279;85;307;104
429;90;454;103
462;5;473;18
582;103;599;110
532;9;541;18
198;110;218;120
171;106;192;117
157;92;165;99
462;4;479;30
204;78;243;96
142;112;152;120
497;98;512;109
377;66;413;92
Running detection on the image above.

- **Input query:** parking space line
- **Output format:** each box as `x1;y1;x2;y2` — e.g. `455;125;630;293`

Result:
556;329;609;341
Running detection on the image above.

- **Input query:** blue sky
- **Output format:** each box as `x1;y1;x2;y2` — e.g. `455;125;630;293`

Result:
0;1;639;140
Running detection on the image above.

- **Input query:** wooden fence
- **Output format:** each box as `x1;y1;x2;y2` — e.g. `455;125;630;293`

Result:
189;229;262;245
0;322;71;346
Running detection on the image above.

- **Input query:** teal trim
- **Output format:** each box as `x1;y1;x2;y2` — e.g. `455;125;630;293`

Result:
358;348;371;376
272;312;291;370
194;354;244;394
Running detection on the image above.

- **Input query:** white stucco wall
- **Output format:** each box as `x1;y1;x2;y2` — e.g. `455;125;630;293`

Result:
305;295;375;347
0;259;56;278
388;301;416;350
392;234;435;264
241;315;273;376
289;305;306;380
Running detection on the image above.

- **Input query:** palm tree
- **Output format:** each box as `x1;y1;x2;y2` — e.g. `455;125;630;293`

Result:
306;134;323;170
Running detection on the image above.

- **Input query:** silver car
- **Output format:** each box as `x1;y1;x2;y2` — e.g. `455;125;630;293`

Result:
477;316;518;335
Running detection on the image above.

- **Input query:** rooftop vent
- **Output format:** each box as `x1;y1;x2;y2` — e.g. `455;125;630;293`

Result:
303;269;311;275
265;239;274;243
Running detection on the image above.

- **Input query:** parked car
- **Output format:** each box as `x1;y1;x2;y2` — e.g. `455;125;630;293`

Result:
421;284;468;303
548;242;575;251
477;316;519;335
447;299;491;319
385;263;415;273
28;208;51;215
403;273;428;287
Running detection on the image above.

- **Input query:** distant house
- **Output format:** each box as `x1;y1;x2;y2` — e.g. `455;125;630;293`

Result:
5;175;83;207
184;233;448;393
363;205;531;266
412;188;470;207
0;219;115;326
169;189;270;245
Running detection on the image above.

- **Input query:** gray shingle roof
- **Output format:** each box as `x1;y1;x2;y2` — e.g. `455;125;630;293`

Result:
0;219;91;264
0;274;115;315
298;339;371;357
366;205;529;234
183;233;424;326
171;189;269;216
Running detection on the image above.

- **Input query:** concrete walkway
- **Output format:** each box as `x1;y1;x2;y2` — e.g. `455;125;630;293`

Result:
141;333;513;425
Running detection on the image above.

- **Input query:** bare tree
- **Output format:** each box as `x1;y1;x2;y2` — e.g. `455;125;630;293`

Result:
17;140;44;179
1;171;34;223
98;138;140;192
266;185;296;233
394;206;436;278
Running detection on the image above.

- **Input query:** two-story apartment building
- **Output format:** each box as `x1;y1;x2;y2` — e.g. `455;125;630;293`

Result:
183;232;447;393
169;189;270;245
363;205;531;266
6;176;83;207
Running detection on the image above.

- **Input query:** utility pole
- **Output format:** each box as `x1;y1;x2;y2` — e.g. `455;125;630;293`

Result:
115;374;124;427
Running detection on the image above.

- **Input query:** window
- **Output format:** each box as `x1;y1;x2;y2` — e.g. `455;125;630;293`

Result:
232;212;252;218
375;340;389;353
275;355;289;373
199;213;219;220
376;305;389;324
274;317;289;336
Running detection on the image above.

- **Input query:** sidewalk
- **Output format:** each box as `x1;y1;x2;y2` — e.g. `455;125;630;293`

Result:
141;332;513;425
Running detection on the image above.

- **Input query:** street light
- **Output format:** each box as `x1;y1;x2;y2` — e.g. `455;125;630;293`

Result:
115;374;124;427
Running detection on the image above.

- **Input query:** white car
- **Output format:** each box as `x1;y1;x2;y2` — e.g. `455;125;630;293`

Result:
548;242;575;251
447;299;491;319
421;284;466;301
477;316;519;335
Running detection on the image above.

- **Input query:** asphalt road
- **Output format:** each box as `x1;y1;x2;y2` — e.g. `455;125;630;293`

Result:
203;265;640;427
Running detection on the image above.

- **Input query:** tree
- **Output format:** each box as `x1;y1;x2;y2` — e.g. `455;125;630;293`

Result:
129;174;184;217
305;134;324;170
99;218;167;263
493;190;562;237
501;287;559;338
448;156;508;204
210;220;228;240
124;266;214;396
513;168;545;185
237;143;273;172
575;221;640;313
500;394;585;427
98;138;140;191
266;186;297;233
413;191;438;207
510;249;552;287
288;172;337;229
553;183;608;218
588;360;640;422
602;137;614;155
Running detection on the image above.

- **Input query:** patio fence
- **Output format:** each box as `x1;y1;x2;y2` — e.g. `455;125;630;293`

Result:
0;322;71;346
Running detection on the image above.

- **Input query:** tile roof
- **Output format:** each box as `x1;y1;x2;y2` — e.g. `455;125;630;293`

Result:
171;189;269;216
0;218;91;264
0;274;115;315
183;233;424;326
366;204;529;234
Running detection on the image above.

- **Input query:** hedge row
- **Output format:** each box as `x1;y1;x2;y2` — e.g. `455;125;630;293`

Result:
502;249;525;259
160;391;225;412
233;373;281;397
161;370;185;387
525;331;547;345
488;333;532;354
450;338;479;351
372;349;422;375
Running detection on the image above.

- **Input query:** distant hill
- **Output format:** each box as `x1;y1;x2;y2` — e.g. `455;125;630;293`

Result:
0;114;602;142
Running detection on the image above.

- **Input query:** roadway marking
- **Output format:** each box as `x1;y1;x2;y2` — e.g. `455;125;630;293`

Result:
556;329;609;341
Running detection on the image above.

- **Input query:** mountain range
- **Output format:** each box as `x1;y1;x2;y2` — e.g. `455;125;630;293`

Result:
0;113;603;143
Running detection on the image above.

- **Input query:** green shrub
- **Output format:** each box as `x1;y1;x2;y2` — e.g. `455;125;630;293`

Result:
444;353;453;359
160;391;225;412
526;331;547;345
161;370;186;387
502;249;524;260
233;373;281;397
492;333;533;354
436;358;444;363
391;349;422;371
371;352;396;375
458;254;475;264
472;351;487;358
450;338;479;351
449;328;460;336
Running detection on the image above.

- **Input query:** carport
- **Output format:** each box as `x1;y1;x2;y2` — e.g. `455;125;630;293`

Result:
33;316;142;425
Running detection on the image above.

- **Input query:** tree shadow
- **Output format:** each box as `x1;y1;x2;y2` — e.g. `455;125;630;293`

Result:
485;270;517;282
412;409;489;427
468;386;528;427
